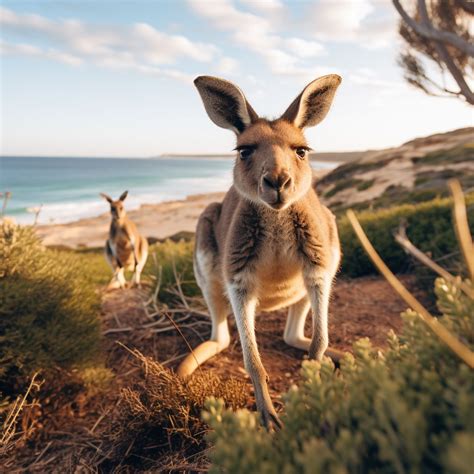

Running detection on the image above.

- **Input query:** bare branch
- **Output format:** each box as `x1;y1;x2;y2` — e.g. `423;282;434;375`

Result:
416;0;474;104
394;219;474;299
393;0;474;57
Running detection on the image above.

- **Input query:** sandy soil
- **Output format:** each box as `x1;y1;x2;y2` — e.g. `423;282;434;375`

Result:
35;192;226;248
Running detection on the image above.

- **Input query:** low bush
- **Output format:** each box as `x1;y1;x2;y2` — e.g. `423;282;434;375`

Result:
338;194;474;277
149;238;200;304
412;144;474;165
0;223;102;391
100;349;248;471
324;178;364;198
204;275;474;473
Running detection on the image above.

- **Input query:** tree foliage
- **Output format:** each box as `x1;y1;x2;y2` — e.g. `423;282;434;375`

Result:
393;0;474;104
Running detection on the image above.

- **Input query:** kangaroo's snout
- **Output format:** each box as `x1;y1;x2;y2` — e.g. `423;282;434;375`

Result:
260;170;293;209
262;171;292;192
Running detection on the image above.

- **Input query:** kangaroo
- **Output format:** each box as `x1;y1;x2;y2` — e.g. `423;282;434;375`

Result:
100;191;149;289
177;75;344;428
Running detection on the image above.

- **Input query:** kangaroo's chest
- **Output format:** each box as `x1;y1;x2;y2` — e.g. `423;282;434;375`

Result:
224;203;329;310
253;219;307;311
110;229;134;267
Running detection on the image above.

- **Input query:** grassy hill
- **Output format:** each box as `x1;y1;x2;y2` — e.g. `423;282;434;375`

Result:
317;127;474;213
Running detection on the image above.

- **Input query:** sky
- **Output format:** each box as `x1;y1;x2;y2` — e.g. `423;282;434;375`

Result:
1;0;472;157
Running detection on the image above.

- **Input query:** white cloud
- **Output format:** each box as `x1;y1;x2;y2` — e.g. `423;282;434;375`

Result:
285;38;326;58
310;0;373;40
308;0;397;48
0;6;224;81
187;0;328;79
238;0;284;14
0;41;83;66
348;68;404;89
216;56;239;75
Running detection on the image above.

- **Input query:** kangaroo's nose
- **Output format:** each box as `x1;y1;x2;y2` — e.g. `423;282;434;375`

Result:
262;172;292;191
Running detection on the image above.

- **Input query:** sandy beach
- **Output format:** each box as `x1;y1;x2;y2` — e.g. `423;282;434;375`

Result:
36;192;225;248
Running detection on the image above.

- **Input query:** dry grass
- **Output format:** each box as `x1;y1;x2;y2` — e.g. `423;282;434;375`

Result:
92;348;247;472
0;373;41;458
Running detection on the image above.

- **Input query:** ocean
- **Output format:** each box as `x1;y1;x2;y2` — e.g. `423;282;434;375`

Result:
0;156;336;225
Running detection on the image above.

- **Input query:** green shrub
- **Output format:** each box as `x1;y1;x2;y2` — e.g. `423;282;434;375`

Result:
147;239;200;304
338;194;474;277
356;179;375;191
0;223;102;388
204;276;474;473
324;178;364;198
63;247;112;287
412;144;474;165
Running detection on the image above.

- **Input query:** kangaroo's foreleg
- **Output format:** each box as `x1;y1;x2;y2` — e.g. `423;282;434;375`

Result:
227;283;281;430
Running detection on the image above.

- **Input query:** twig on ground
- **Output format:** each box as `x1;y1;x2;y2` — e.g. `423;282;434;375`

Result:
172;258;191;310
30;441;53;467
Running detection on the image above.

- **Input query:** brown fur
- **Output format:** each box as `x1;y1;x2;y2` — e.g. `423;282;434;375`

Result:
178;75;342;429
101;191;149;289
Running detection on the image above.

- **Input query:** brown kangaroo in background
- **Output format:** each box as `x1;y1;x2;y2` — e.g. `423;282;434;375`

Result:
101;191;148;289
177;75;344;428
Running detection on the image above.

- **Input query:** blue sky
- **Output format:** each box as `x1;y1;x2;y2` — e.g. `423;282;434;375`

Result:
1;0;472;157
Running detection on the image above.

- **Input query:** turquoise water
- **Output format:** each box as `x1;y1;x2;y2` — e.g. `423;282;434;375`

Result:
0;156;335;225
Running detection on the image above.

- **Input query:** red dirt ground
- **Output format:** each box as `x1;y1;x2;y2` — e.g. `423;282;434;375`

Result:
6;274;426;471
101;274;424;409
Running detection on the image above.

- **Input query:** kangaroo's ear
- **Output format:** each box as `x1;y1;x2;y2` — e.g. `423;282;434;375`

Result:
119;190;128;202
281;75;342;129
194;76;258;134
100;193;113;203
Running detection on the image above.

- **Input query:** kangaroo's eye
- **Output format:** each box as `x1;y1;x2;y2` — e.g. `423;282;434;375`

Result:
295;147;308;159
238;147;254;160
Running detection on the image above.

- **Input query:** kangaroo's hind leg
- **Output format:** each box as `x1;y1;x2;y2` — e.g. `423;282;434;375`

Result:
284;294;345;363
132;236;149;287
105;240;126;289
284;296;311;350
177;204;231;378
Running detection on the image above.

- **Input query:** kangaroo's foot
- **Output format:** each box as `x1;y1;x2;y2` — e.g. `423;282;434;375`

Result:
284;335;345;365
106;279;123;290
258;393;282;431
177;339;230;379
